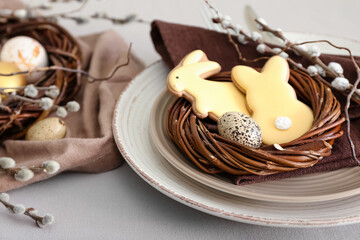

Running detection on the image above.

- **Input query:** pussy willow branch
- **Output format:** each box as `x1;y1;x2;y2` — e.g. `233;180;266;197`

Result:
46;0;89;17
215;15;360;104
24;208;49;228
0;196;53;228
1;92;39;104
1;165;46;177
0;43;132;82
255;19;339;78
255;19;360;101
212;17;277;63
0;158;60;181
205;0;359;163
285;40;360;103
59;13;138;25
208;0;360;103
211;16;311;76
34;0;147;25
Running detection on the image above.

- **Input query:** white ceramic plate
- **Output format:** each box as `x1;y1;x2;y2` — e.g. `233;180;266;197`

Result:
113;33;360;227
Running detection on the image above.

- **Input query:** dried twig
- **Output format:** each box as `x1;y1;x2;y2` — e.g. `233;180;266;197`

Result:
45;0;89;17
0;43;132;83
345;69;360;163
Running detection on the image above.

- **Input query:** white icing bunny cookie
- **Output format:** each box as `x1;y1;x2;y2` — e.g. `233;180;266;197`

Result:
231;56;314;145
167;50;250;120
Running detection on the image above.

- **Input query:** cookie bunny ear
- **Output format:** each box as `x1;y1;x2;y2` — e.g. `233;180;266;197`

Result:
177;50;221;78
231;65;260;92
195;61;221;78
180;50;209;66
262;56;290;82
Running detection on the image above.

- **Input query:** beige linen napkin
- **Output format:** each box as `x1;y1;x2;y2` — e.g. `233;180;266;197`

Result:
0;2;144;192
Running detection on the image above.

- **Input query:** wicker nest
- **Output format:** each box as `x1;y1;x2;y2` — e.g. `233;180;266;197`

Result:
0;17;81;141
166;69;345;177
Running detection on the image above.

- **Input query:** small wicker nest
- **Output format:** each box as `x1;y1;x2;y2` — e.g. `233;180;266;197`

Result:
0;17;81;141
166;69;345;177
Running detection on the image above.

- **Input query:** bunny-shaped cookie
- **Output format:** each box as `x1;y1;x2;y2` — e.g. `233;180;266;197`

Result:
167;50;250;120
231;56;314;145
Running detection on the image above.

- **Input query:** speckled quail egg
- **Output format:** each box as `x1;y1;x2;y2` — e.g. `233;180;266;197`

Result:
217;112;262;148
25;117;66;141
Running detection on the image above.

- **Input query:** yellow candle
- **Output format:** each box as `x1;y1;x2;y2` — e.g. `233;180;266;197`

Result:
0;61;26;93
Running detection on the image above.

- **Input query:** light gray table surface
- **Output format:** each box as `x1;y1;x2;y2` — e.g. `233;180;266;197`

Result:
2;0;360;239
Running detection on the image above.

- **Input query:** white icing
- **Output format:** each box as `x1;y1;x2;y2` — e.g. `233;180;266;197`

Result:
275;116;292;130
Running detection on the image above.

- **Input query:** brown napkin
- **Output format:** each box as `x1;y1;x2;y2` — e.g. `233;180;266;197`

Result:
150;20;360;185
0;20;144;191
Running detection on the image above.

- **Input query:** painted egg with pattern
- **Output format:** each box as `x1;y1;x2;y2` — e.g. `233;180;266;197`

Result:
0;36;48;83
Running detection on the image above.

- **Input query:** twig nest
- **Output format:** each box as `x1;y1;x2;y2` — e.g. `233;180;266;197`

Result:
0;36;48;83
166;69;344;177
0;18;81;141
25;117;66;141
217;112;262;148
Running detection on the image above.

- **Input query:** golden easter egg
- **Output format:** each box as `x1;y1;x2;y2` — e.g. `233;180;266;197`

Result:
25;117;67;141
0;61;26;92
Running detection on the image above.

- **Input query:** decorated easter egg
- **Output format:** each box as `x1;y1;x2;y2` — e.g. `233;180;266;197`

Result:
0;61;26;92
0;36;48;83
25;117;66;141
217;112;262;148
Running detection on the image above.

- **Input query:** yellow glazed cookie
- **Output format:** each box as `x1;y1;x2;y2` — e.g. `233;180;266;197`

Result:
167;50;250;120
231;56;314;145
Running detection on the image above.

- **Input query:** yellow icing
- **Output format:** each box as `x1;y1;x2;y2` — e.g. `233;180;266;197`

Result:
167;50;250;119
232;56;314;145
